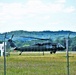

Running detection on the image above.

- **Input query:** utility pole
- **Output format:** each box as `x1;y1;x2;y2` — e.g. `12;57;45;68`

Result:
4;33;6;75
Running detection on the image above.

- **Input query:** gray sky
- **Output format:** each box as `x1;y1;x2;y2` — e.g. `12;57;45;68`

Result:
0;0;76;33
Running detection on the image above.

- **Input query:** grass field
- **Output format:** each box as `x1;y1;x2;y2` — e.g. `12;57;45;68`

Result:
0;52;76;75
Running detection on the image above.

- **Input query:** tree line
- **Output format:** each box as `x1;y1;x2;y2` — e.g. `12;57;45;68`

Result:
0;30;76;51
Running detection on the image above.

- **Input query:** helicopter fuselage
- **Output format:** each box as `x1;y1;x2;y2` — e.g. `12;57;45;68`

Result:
14;42;65;55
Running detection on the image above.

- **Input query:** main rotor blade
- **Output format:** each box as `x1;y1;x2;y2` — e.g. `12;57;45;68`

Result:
21;36;51;40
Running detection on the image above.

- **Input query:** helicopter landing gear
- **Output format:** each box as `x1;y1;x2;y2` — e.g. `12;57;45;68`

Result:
53;50;56;54
50;51;52;54
19;51;22;55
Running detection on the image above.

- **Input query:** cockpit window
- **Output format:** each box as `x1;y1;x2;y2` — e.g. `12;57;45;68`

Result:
57;43;64;48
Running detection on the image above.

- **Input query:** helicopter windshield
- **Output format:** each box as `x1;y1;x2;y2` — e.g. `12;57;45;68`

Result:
57;43;65;48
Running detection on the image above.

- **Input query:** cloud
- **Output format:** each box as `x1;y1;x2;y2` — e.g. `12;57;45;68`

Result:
0;0;75;16
0;0;76;32
0;0;75;24
63;6;76;13
25;0;66;14
55;0;66;3
0;0;64;23
25;0;49;14
43;15;50;20
48;3;64;13
1;0;65;15
48;21;61;26
2;3;25;16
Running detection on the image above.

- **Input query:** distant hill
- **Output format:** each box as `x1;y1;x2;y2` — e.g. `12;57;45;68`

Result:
0;30;76;41
1;30;76;51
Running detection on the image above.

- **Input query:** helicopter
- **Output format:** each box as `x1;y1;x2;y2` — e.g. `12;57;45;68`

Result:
7;35;66;55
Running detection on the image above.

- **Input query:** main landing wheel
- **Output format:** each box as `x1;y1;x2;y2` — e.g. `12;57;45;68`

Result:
50;51;52;54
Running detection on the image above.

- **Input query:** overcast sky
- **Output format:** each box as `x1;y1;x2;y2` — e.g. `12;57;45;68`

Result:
0;0;76;33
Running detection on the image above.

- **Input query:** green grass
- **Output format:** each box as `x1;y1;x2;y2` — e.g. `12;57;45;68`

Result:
0;52;76;75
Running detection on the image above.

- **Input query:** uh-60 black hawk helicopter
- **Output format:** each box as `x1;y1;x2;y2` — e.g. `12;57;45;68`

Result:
7;35;66;55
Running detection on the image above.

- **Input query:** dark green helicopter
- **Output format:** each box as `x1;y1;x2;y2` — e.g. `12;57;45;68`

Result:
7;35;66;55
